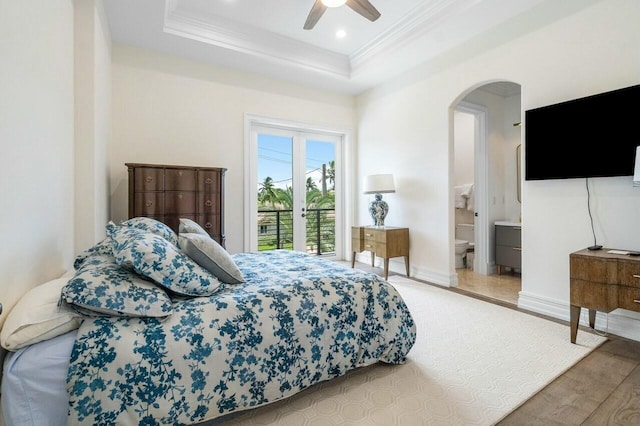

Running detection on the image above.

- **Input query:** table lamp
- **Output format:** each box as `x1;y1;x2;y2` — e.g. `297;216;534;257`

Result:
363;174;395;227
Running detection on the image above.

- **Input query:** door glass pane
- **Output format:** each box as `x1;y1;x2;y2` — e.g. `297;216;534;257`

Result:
257;133;293;251
305;139;336;255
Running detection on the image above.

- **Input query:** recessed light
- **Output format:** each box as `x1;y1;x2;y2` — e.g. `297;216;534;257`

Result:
336;29;346;39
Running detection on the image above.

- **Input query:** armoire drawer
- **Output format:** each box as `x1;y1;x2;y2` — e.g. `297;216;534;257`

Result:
164;192;197;214
198;171;220;190
134;168;164;192
133;193;164;216
165;169;196;191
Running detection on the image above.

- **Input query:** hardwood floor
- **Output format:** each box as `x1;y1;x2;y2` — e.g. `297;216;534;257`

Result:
344;260;640;425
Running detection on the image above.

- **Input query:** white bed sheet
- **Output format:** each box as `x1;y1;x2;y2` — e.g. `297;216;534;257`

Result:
2;330;76;426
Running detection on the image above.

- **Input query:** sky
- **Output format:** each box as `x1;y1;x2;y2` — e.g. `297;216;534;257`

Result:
258;134;335;189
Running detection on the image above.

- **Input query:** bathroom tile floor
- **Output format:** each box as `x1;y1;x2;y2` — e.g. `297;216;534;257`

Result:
455;267;521;306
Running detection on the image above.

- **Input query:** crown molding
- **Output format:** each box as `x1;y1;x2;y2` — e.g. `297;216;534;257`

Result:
350;0;478;74
163;1;350;78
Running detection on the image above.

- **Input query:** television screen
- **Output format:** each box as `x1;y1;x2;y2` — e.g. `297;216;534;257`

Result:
525;84;640;180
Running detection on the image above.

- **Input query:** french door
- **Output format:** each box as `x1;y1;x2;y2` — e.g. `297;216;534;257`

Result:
248;125;342;258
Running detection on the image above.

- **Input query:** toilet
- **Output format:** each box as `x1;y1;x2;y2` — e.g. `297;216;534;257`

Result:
455;223;475;269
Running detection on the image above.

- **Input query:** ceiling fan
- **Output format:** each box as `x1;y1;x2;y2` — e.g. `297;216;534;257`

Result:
304;0;381;30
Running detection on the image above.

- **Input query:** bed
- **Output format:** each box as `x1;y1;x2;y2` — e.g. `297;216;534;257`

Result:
1;218;416;425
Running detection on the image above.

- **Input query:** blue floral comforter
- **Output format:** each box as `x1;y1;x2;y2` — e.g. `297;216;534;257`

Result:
66;250;416;425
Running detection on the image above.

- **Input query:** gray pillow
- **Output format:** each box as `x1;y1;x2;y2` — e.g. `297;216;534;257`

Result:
179;233;244;284
178;218;209;236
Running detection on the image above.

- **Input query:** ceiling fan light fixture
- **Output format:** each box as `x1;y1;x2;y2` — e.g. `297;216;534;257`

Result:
322;0;347;7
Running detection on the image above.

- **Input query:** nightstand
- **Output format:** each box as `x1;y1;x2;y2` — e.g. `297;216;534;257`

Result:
351;226;410;280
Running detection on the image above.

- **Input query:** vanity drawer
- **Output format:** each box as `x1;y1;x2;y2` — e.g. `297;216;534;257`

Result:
496;245;522;269
495;225;521;248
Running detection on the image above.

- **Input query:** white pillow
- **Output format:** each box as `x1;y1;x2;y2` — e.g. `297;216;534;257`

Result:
1;277;82;351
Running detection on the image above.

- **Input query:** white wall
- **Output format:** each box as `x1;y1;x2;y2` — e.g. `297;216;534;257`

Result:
110;45;356;254
74;0;112;252
0;0;75;328
356;0;640;339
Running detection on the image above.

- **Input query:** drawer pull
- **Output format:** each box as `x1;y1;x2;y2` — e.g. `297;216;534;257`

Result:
365;244;372;248
205;178;213;185
205;222;212;229
365;233;372;237
178;193;183;199
205;200;213;207
145;176;154;183
513;247;522;251
633;275;640;279
634;300;640;304
145;201;153;207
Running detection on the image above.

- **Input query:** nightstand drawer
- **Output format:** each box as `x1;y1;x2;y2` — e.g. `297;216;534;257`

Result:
618;286;640;311
363;241;386;255
570;256;617;283
618;260;640;288
570;279;618;311
363;229;386;243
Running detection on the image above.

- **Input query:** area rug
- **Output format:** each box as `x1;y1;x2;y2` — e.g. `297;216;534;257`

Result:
209;276;607;425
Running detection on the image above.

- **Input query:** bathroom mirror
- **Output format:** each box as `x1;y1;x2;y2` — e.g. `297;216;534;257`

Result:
516;144;521;203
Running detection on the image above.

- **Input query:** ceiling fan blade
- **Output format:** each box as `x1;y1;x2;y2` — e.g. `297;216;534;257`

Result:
304;0;327;30
346;0;381;22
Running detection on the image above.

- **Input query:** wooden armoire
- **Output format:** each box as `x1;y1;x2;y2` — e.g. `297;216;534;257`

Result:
126;163;226;246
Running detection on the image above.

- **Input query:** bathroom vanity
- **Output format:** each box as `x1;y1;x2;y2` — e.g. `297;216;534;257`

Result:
495;221;521;274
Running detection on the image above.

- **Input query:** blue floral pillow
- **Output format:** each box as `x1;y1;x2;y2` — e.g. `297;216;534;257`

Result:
107;223;222;297
120;217;179;247
73;238;114;270
61;253;173;318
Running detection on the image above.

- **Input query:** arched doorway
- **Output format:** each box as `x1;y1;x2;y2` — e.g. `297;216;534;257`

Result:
451;81;522;305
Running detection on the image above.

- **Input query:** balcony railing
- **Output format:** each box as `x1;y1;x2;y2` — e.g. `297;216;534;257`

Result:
257;208;335;255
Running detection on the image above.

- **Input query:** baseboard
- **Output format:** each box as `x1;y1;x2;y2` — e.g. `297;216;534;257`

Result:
353;253;454;287
518;291;640;342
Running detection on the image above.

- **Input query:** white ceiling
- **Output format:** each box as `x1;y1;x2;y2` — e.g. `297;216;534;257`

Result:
103;0;546;95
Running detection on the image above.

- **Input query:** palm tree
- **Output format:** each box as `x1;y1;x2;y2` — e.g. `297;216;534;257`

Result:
326;160;335;191
306;176;318;192
258;176;278;207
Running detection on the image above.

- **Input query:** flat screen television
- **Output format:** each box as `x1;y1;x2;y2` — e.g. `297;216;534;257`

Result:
525;84;640;180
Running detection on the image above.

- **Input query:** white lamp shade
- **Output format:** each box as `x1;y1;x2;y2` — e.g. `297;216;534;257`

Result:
634;146;640;187
363;174;395;194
